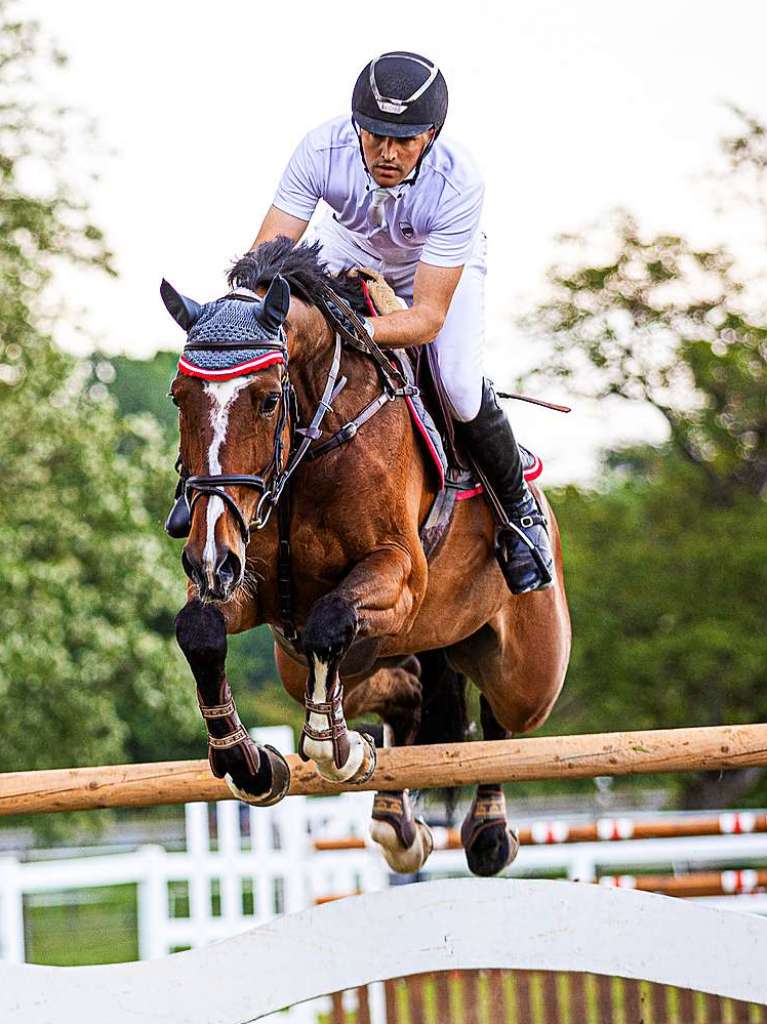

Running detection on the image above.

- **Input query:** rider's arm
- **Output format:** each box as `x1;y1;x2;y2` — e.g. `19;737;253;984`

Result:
367;261;463;348
370;171;482;347
250;206;309;251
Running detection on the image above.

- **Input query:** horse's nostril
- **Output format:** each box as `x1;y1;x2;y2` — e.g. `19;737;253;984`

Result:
182;548;204;590
217;549;242;586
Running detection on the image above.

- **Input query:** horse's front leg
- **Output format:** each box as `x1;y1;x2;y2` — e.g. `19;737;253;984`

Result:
299;547;421;784
176;598;291;805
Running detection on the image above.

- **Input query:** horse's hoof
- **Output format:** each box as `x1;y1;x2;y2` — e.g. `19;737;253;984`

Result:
312;730;377;785
348;732;377;784
225;745;291;807
461;787;520;877
371;815;434;874
462;819;520;877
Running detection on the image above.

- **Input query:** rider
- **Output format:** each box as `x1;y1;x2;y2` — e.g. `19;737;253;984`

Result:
250;51;553;595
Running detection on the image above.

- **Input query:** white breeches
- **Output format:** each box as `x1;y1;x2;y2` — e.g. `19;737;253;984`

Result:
309;215;486;422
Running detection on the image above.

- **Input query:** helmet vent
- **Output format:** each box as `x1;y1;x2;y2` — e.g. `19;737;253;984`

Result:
369;53;439;116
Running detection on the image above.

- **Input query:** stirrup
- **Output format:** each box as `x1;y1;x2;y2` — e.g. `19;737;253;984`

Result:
494;495;554;595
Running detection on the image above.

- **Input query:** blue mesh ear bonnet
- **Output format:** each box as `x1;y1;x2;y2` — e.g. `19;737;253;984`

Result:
178;297;286;381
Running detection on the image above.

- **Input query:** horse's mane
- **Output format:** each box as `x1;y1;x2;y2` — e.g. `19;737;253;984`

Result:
227;236;365;311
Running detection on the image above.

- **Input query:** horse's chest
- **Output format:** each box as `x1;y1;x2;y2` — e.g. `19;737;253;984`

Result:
291;514;379;573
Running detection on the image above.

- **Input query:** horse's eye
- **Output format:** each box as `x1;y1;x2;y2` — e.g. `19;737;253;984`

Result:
260;392;280;416
168;391;179;408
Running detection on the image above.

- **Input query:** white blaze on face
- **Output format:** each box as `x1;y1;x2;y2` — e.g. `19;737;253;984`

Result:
202;378;251;587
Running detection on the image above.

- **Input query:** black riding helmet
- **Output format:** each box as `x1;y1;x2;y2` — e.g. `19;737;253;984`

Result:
352;51;448;138
352;52;448;185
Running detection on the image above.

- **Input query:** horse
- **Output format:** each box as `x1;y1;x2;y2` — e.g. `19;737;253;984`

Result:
162;237;571;877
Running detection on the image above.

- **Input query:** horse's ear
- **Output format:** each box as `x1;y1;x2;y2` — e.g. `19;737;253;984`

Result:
260;275;290;331
160;279;203;332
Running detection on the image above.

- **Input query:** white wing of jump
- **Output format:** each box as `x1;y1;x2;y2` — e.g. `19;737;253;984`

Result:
2;877;766;1022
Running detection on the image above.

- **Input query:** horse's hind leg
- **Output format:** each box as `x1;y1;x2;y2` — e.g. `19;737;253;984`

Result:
343;658;434;874
176;599;290;806
460;696;520;876
451;531;570;876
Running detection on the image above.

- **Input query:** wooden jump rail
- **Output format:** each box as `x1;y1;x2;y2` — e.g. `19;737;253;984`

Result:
2;722;766;817
314;810;767;851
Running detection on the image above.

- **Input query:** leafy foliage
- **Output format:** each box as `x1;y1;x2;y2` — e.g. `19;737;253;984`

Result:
524;108;767;805
520;108;767;502
107;352;179;441
551;462;767;728
0;3;201;781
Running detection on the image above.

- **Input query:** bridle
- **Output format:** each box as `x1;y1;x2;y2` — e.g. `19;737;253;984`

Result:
175;311;344;546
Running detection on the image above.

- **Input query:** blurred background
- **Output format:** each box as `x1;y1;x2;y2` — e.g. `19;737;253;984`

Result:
1;0;766;971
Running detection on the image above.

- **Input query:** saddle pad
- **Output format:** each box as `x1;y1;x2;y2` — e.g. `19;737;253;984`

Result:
390;350;448;488
521;445;543;481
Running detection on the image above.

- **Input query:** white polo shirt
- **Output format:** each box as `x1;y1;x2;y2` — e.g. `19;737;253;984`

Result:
272;116;484;270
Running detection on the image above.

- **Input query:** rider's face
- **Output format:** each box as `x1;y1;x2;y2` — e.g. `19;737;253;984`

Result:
360;128;435;187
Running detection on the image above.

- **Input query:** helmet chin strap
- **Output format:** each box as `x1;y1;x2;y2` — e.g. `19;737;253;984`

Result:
352;121;436;194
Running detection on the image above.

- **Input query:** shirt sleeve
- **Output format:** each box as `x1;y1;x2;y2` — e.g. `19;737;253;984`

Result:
272;128;327;221
420;179;484;267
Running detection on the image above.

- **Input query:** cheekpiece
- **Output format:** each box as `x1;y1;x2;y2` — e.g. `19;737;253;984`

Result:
177;296;286;382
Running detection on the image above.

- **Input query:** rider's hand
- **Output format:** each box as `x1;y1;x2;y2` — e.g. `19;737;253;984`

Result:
348;266;405;315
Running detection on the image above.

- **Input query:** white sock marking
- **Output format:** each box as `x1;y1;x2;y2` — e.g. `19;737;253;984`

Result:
303;655;366;781
307;659;330;738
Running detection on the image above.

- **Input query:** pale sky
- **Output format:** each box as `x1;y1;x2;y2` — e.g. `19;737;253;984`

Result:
21;0;767;483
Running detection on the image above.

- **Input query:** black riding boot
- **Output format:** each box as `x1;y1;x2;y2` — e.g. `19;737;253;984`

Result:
457;380;554;595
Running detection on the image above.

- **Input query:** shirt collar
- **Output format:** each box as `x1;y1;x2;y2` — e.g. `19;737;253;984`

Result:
364;166;417;199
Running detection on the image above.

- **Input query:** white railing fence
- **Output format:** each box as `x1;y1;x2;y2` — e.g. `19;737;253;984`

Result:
2;878;767;1024
2;726;767;971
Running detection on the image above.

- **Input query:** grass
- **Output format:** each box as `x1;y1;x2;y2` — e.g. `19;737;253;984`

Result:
23;884;138;966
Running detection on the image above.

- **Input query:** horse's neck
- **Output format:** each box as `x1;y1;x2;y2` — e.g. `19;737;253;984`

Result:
290;307;383;439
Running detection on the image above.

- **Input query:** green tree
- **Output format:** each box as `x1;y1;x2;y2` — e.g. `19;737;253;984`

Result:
0;3;201;782
548;458;767;806
521;109;767;503
523;108;767;805
108;351;179;442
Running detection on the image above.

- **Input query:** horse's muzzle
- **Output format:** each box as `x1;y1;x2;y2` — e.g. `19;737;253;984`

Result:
182;545;243;602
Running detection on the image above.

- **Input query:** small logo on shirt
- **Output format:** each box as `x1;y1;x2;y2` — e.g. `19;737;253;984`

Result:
399;221;414;240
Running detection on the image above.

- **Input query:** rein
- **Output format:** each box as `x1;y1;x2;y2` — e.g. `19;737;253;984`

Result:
179;329;344;542
176;283;415;535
